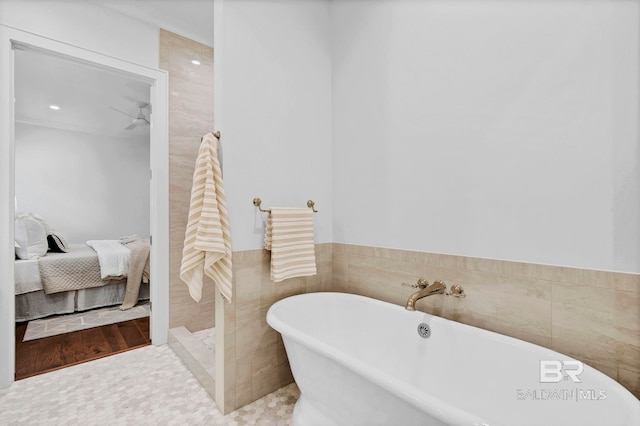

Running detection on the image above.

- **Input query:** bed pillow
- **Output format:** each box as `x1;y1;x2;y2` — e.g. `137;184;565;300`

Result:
29;212;52;235
15;214;49;259
47;233;69;253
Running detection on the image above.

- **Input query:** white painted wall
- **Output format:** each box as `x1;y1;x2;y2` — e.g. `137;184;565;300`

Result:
217;0;333;251
15;124;150;242
0;0;159;68
331;0;640;273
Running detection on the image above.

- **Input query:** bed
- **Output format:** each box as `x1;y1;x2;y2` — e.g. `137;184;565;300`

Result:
14;243;150;322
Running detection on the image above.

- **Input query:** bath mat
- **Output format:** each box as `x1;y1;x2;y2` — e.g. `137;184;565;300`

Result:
23;302;150;342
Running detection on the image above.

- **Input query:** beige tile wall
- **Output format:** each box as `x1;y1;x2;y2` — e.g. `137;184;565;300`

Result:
159;30;216;331
218;241;638;412
332;243;640;398
217;243;333;413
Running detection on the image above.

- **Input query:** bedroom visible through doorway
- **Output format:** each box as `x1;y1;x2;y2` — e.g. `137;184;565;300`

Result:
13;45;152;377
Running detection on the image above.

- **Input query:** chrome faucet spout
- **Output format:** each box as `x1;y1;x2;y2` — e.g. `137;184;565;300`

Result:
405;280;446;311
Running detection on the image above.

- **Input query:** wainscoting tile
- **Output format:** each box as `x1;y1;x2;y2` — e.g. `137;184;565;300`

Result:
580;269;640;293
235;376;253;409
584;359;619;383
251;335;294;400
348;253;424;307
618;367;640;398
233;249;261;264
343;244;380;258
500;260;535;280
235;306;269;353
235;253;266;306
424;252;459;269
456;255;502;274
275;276;307;302
612;290;640;373
315;242;333;257
613;273;640;293
184;297;216;332
332;252;349;292
304;258;332;294
252;331;286;378
235;331;254;408
222;295;237;414
318;258;335;292
349;253;423;277
332;243;348;254
551;283;639;376
223;241;640;413
389;248;426;263
439;271;551;343
220;243;333;413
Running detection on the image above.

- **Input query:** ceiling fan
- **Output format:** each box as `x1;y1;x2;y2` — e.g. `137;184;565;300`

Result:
109;101;150;130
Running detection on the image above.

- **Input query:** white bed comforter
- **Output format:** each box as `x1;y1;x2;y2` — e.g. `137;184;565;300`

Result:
86;240;130;279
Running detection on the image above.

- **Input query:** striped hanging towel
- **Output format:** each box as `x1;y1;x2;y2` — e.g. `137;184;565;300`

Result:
265;207;316;282
180;133;233;302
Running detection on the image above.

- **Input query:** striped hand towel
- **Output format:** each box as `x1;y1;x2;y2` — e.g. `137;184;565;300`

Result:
265;207;317;282
180;133;233;302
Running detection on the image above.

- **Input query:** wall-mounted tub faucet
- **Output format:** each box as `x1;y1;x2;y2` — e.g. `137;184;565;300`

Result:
405;279;446;311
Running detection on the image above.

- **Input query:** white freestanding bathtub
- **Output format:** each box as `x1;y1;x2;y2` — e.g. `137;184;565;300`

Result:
267;292;640;426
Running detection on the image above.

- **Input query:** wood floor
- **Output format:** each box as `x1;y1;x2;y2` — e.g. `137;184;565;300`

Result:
15;317;150;380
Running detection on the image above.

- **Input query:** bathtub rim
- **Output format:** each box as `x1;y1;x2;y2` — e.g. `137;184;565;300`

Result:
268;292;500;425
267;291;640;425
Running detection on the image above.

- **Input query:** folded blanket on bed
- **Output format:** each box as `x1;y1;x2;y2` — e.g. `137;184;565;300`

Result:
86;240;130;279
38;244;125;294
119;238;150;310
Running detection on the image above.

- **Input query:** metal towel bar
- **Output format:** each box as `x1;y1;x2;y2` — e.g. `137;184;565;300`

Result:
253;198;318;213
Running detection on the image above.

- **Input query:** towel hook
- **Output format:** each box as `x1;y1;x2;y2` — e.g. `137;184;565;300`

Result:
253;197;270;213
307;200;318;213
201;131;221;142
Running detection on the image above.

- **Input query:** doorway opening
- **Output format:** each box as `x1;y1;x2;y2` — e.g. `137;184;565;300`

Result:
0;25;169;388
13;45;153;378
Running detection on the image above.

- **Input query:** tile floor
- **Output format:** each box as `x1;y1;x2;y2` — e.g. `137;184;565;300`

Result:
0;344;299;425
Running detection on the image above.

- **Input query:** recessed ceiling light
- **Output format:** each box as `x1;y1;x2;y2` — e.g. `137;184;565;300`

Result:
191;60;201;65
49;104;60;110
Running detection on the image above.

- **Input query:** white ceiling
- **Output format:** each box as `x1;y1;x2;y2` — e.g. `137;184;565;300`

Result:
14;0;214;139
93;0;215;47
14;47;152;139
